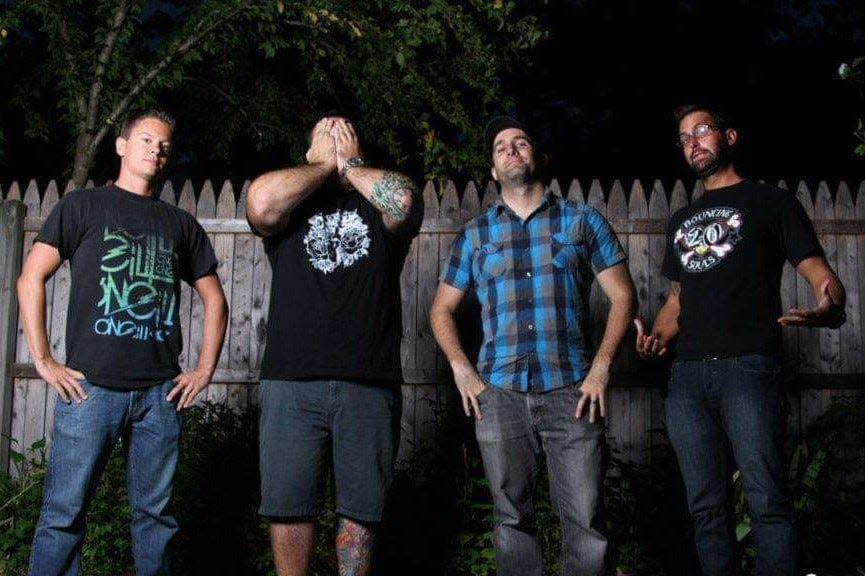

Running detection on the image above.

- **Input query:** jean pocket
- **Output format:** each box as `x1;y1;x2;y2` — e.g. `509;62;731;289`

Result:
476;383;494;403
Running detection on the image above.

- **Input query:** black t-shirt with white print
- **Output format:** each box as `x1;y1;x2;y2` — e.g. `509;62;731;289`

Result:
258;184;420;385
661;180;823;360
35;185;218;389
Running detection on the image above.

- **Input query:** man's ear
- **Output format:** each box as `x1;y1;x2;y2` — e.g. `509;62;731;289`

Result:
115;136;127;158
725;128;738;147
490;165;499;182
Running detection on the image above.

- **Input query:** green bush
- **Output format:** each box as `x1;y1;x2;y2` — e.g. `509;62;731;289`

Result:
0;437;136;576
734;396;865;575
0;403;344;576
0;438;46;574
444;444;561;576
2;397;863;575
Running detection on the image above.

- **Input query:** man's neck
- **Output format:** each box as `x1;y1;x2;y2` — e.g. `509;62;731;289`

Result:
114;173;156;197
500;181;545;220
702;164;743;191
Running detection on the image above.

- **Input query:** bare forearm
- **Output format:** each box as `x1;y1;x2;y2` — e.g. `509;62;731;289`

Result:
817;273;846;308
16;275;52;362
194;294;228;374
246;163;333;235
430;306;473;371
346;167;417;230
594;294;636;367
651;298;681;344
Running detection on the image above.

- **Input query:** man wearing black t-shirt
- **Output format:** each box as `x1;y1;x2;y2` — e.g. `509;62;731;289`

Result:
635;104;846;575
19;110;228;576
246;115;421;576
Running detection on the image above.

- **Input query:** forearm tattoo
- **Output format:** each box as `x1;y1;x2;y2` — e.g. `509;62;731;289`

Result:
336;518;375;576
370;171;415;222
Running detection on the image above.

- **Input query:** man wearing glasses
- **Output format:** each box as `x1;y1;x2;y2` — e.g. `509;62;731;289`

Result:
431;116;636;575
635;104;846;575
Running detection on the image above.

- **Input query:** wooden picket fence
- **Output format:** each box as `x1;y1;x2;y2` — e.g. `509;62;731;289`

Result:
1;177;864;476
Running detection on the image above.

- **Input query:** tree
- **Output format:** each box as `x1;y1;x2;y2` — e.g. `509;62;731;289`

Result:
1;0;542;185
839;57;865;157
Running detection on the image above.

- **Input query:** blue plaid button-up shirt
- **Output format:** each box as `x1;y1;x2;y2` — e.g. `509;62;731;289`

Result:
441;192;627;392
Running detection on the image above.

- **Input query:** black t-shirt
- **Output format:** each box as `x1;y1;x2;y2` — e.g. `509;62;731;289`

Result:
258;185;420;385
35;185;218;389
661;180;823;359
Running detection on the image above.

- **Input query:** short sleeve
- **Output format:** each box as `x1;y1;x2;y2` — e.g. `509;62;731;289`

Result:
439;229;475;291
778;193;823;266
34;190;87;260
583;208;627;274
180;216;219;284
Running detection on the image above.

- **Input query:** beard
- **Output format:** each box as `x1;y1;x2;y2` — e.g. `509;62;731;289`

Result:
688;142;732;178
498;162;538;187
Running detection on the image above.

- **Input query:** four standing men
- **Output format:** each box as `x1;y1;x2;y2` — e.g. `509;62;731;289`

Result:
246;115;422;576
19;110;228;575
636;104;846;575
431;117;636;576
15;105;848;575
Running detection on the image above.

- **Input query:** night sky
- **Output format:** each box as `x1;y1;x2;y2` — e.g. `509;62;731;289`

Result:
1;0;864;187
507;0;865;186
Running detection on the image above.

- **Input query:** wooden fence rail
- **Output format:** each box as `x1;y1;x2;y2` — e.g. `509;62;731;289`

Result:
2;178;864;474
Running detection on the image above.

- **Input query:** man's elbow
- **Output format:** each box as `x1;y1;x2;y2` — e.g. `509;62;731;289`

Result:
16;272;40;303
206;283;229;318
245;195;281;237
430;297;456;326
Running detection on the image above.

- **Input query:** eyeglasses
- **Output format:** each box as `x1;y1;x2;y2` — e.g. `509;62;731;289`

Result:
677;123;719;147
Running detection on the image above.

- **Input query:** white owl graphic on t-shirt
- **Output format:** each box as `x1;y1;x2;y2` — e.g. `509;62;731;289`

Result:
303;210;371;274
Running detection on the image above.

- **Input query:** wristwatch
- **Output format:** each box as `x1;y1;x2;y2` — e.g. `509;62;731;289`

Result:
340;156;365;177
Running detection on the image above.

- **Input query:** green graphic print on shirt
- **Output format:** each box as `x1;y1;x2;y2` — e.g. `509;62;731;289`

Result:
94;226;178;342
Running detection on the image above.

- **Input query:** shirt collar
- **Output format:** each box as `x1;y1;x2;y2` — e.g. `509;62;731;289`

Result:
493;187;558;220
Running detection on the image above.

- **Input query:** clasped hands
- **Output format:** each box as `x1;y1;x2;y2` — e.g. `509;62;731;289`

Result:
305;117;361;173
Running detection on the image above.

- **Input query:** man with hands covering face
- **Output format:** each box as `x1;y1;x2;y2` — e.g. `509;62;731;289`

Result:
246;114;422;576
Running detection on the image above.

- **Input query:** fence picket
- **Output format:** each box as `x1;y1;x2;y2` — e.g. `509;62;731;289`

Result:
835;182;861;373
816;182;840;373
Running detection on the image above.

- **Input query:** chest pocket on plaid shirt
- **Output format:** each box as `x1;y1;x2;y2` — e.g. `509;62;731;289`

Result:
551;232;580;269
475;242;509;278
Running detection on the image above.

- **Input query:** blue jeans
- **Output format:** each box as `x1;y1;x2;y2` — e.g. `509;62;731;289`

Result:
475;385;606;576
29;379;182;576
666;355;797;576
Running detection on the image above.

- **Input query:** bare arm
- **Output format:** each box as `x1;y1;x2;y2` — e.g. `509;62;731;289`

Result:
634;281;681;359
778;255;846;328
430;282;487;419
17;242;87;402
167;274;228;410
346;167;419;232
576;262;636;422
332;119;420;232
246;118;337;236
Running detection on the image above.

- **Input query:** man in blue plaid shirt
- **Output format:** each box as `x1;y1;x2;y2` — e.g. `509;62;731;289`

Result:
431;116;636;575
